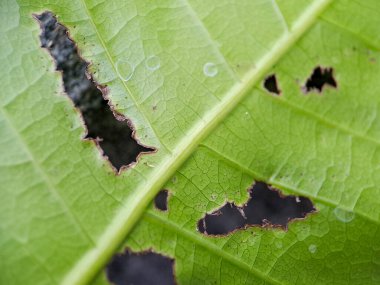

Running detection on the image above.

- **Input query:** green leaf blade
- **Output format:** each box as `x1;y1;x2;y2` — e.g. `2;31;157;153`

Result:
2;0;380;284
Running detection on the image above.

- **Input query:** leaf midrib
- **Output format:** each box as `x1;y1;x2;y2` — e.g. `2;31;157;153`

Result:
62;0;333;284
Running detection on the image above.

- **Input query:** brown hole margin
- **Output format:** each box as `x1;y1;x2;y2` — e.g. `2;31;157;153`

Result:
154;189;170;212
263;74;281;95
197;181;316;236
303;66;337;93
33;11;156;174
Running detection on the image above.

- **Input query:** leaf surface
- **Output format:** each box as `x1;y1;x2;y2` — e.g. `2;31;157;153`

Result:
1;0;380;284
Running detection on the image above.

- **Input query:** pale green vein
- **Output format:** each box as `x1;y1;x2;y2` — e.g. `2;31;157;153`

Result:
180;0;239;80
257;87;380;146
321;17;380;51
78;0;162;145
0;107;95;245
199;143;380;226
144;211;282;285
271;0;289;32
63;1;333;284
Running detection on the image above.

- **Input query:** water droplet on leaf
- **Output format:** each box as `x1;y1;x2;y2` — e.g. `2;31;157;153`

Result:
145;162;155;168
203;62;218;77
116;59;134;81
308;244;317;253
333;207;355;223
145;55;160;71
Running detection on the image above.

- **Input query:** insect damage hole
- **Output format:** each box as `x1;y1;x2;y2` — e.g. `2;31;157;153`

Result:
304;66;337;93
34;11;155;172
198;181;315;236
197;202;246;235
106;249;176;285
154;189;169;211
263;74;281;95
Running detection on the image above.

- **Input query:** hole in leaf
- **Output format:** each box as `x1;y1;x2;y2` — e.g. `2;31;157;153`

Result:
263;74;281;95
106;249;176;285
197;203;246;235
304;66;337;93
34;12;155;172
198;181;315;236
154;189;169;211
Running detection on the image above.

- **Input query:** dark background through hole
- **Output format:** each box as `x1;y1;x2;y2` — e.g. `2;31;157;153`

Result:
36;12;153;171
37;12;315;284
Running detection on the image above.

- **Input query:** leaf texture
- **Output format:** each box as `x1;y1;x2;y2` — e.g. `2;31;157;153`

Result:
1;0;380;284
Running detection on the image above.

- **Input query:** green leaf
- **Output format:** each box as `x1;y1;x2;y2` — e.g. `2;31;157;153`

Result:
1;0;380;284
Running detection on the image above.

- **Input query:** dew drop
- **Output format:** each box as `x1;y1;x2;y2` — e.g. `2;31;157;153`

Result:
203;62;218;77
116;59;134;81
308;244;317;254
333;207;355;223
210;193;218;201
145;162;155;168
145;55;160;71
